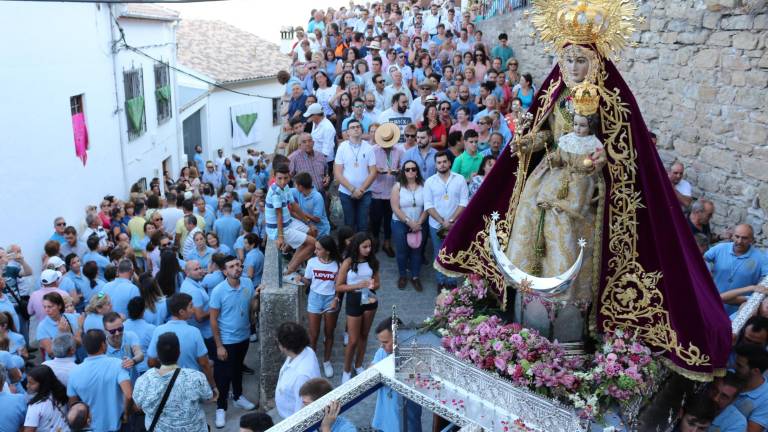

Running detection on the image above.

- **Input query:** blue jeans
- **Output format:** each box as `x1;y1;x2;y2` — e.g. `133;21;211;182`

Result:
430;225;455;286
339;191;372;233
391;220;422;278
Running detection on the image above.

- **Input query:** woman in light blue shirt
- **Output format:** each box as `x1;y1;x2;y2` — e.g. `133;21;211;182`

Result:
188;232;214;270
138;273;168;326
36;292;81;361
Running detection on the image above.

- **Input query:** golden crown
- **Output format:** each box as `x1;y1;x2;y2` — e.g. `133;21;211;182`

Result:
530;0;642;60
571;81;601;116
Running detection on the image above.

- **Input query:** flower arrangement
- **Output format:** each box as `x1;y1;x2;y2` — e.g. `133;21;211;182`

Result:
427;278;659;420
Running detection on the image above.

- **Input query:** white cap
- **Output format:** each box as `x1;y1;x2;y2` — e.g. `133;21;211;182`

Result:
303;103;324;117
40;269;62;285
47;256;66;270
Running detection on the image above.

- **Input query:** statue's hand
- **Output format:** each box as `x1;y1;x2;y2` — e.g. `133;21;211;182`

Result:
515;130;550;154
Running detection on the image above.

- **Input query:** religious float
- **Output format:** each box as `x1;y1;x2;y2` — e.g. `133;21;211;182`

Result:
270;0;768;429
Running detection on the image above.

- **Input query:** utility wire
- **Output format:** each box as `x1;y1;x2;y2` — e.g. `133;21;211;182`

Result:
110;9;279;100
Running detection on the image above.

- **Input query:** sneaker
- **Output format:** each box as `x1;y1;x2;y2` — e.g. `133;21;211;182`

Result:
343;332;349;346
282;272;300;285
355;366;365;375
215;409;226;428
233;395;257;410
341;370;352;383
323;361;334;378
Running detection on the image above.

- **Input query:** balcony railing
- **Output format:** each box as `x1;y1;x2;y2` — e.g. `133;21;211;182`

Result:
476;0;530;19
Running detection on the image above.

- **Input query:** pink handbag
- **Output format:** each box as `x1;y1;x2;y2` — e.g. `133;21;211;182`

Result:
406;230;422;249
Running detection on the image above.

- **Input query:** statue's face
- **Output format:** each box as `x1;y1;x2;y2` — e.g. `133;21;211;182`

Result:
563;48;590;83
558;45;598;87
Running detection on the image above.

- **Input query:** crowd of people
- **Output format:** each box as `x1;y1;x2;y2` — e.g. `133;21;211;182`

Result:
1;1;768;432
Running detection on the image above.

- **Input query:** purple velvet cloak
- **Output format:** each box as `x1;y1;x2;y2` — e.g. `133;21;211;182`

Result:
436;58;730;380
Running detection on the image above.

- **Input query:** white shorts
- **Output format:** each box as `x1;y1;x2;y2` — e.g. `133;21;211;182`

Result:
284;219;310;249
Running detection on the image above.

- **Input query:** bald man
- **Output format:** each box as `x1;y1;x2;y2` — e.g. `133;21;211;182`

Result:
668;161;693;208
704;224;768;314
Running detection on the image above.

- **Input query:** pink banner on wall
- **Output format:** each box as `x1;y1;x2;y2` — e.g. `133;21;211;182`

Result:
72;113;89;166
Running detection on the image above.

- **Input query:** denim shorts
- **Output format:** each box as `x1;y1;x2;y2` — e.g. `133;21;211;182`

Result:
307;291;337;314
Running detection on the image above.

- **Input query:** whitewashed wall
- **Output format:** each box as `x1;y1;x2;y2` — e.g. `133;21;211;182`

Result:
206;78;285;157
0;3;181;272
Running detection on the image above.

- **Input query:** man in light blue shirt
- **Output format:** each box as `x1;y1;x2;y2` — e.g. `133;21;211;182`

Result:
209;256;257;424
50;216;67;245
704;224;768;314
180;261;213;346
82;235;110;280
243;234;265;287
403;128;438;179
100;259;140;316
214;203;242;251
708;372;748;432
372;317;422;432
194;197;216;232
103;312;143;384
147;293;216;396
0;363;26;432
67;329;132;432
733;343;768;432
292;173;331;238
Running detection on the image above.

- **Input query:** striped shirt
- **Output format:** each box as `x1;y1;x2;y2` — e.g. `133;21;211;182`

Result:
265;183;295;240
288;150;327;194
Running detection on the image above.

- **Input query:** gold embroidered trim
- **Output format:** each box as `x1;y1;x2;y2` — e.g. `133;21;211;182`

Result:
596;71;711;368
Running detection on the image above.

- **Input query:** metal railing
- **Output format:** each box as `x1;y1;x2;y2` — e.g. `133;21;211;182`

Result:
475;0;531;19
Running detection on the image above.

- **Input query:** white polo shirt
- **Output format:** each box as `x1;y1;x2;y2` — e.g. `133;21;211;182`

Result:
275;346;321;418
311;117;337;161
424;171;469;229
675;179;692;197
334;140;376;196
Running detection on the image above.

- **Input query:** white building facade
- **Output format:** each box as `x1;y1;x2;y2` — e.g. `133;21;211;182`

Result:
0;2;182;271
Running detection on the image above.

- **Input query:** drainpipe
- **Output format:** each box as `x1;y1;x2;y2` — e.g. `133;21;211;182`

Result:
108;3;131;195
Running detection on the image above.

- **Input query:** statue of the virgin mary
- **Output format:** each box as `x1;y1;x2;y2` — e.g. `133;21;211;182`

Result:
436;0;731;380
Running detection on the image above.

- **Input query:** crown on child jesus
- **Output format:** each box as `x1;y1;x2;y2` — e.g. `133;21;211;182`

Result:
571;81;601;116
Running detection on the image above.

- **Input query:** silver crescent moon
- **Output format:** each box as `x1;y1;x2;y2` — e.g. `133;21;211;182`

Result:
488;215;586;297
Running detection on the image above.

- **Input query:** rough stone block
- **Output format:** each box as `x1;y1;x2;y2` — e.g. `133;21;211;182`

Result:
727;134;756;154
674;139;701;157
735;88;765;108
745;70;768;87
708;31;735;46
698;86;719;101
722;53;752;70
701;146;739;171
258;241;306;401
677;30;711;44
721;15;754;30
731;71;747;86
737;122;768;144
717;86;738;104
697;166;727;192
742;156;768;181
691;48;721;68
661;32;679;44
667;19;692;32
755;14;768;30
650;17;667;32
687;9;705;26
733;32;760;49
759;185;768;209
759;53;768;68
703;12;722;29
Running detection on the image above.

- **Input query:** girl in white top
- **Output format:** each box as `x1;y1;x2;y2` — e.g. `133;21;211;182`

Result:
24;365;70;432
336;233;380;384
312;71;338;118
390;160;428;291
300;236;342;378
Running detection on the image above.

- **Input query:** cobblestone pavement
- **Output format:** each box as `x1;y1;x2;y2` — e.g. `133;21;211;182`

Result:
203;248;441;430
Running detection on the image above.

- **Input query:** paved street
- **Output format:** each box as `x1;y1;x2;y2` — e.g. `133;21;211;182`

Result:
203;249;440;430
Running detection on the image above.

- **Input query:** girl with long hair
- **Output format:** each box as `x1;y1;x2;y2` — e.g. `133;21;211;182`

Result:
337;233;380;383
138;272;167;325
390;160;427;291
155;249;183;297
24;365;69;431
418;104;447;150
300;236;342;378
36;292;80;360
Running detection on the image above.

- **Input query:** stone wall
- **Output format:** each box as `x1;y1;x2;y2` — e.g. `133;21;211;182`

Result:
478;0;768;244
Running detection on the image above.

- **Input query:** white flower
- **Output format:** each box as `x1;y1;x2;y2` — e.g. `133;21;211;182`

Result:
491;211;500;221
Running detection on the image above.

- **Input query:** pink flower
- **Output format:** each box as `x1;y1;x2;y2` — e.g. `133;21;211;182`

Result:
494;356;507;371
493;341;504;352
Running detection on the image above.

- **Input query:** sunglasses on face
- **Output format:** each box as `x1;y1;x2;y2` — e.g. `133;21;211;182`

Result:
404;133;416;138
440;107;450;111
107;326;124;335
56;222;66;226
404;167;418;172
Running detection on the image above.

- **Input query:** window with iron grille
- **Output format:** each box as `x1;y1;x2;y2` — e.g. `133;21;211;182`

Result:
70;94;84;115
272;98;281;126
124;68;146;140
154;62;172;124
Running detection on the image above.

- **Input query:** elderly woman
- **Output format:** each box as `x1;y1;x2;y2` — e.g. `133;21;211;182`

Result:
133;332;214;432
274;322;321;419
